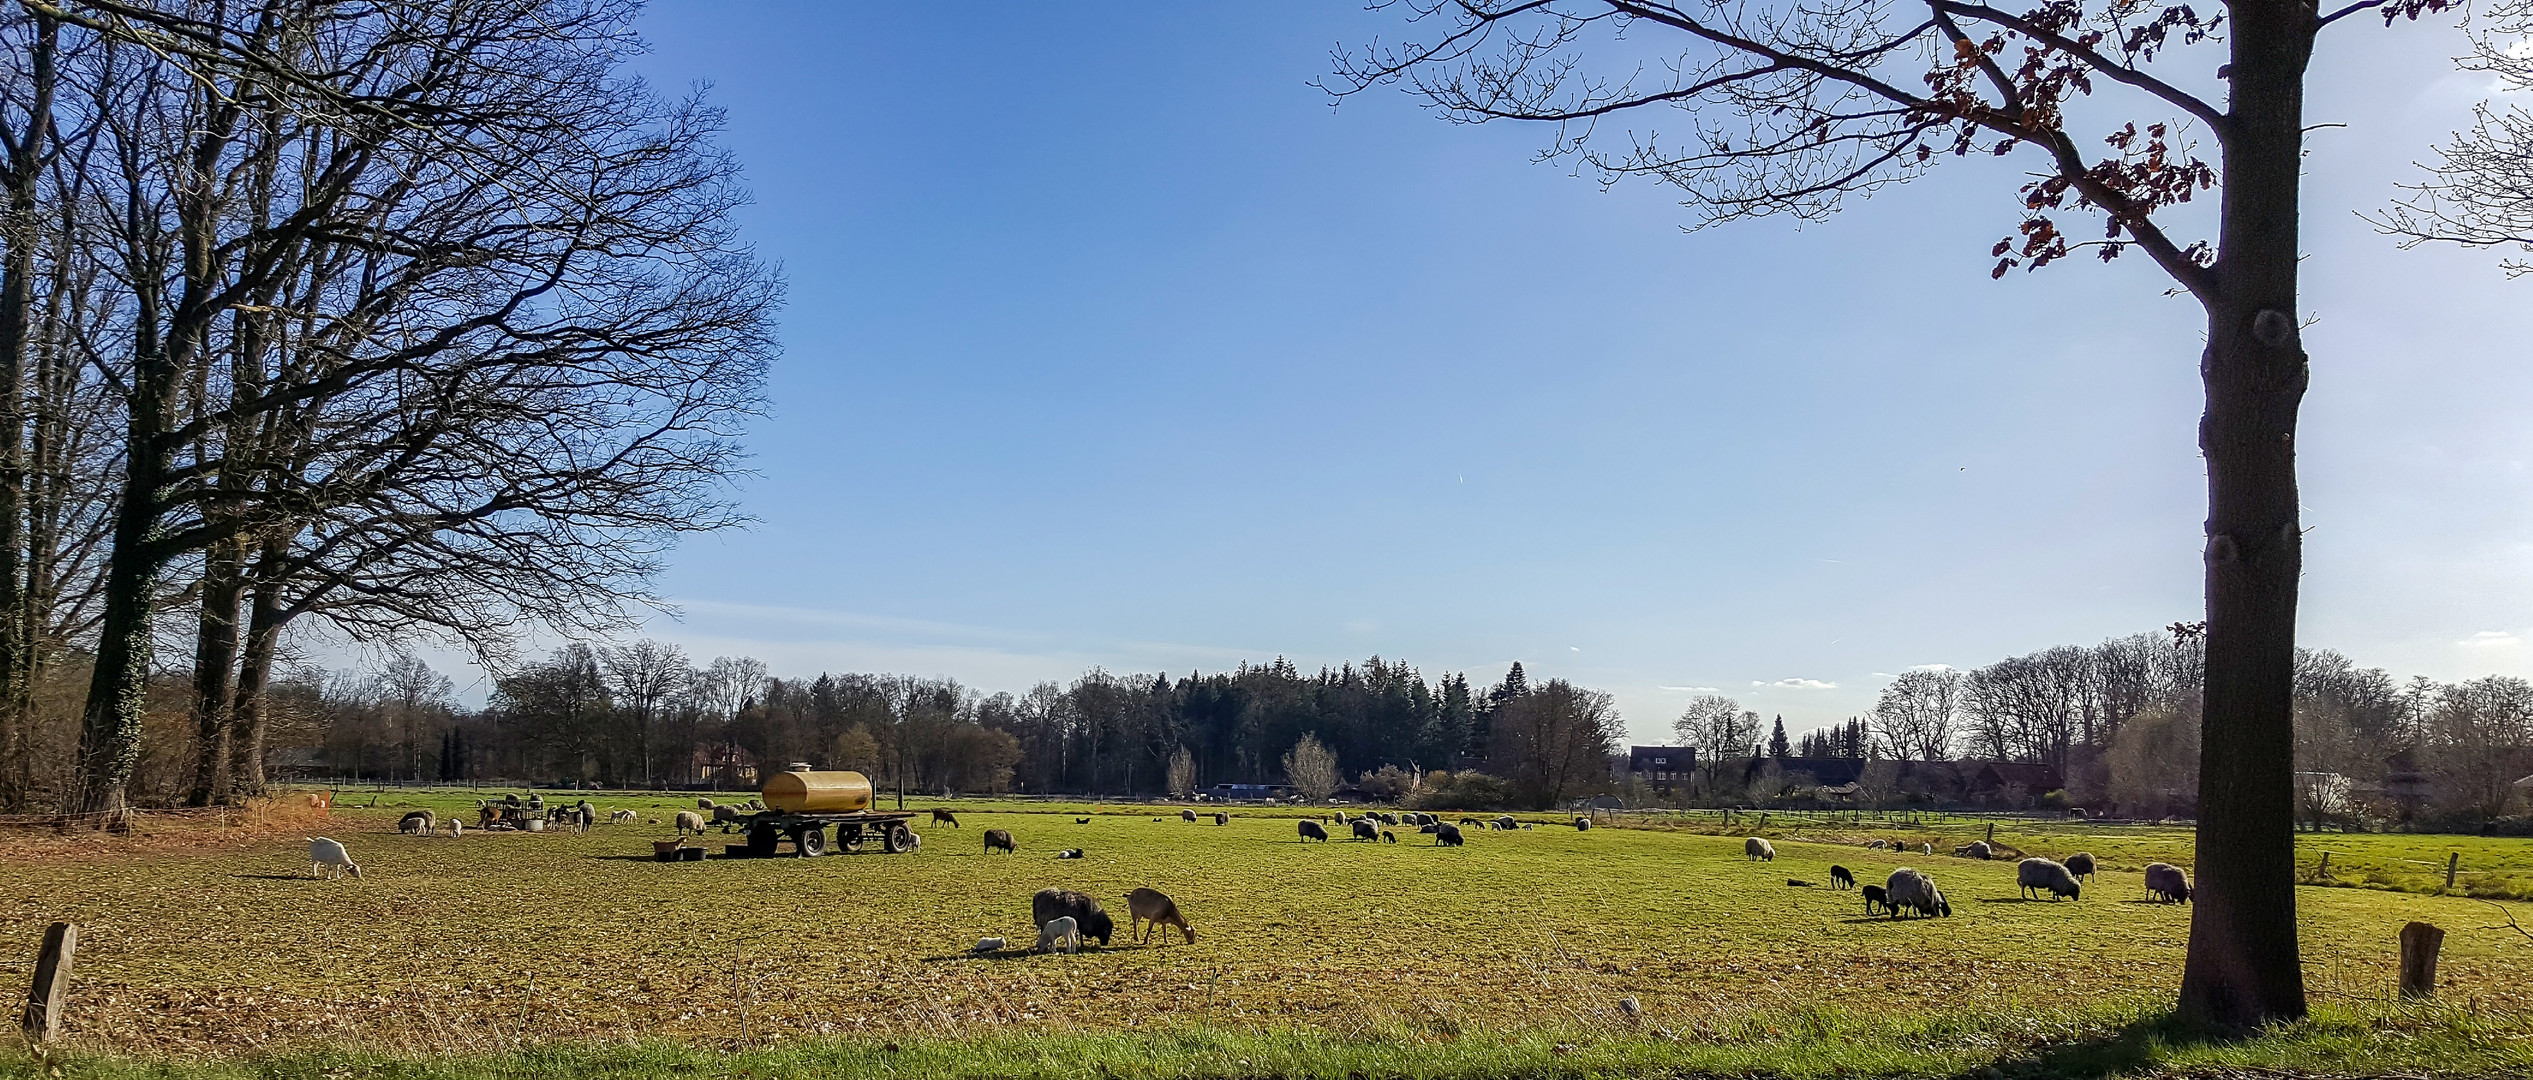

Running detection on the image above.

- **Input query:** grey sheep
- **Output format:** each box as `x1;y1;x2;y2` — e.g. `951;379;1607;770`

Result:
2016;857;2082;901
1434;822;1464;847
1352;819;1380;841
2064;851;2096;881
1884;867;1950;918
1297;819;1329;842
398;810;435;835
1182;808;1198;822
984;829;1017;854
1957;840;1992;860
2144;862;2192;903
1744;837;1775;862
1031;887;1114;946
1495;815;1517;831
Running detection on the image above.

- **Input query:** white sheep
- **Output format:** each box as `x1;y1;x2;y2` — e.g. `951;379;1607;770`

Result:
444;818;464;838
308;837;362;879
398;810;434;835
1956;840;1993;860
609;809;637;825
2016;857;2081;901
973;936;1006;953
1884;867;1949;918
674;810;706;835
1036;916;1082;955
1744;837;1776;862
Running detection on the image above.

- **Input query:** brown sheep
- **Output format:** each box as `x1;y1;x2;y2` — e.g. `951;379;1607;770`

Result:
1125;887;1195;945
931;808;960;827
984;828;1016;854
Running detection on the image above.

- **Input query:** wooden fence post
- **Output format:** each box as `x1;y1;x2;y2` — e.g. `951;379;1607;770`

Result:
2445;852;2459;892
2399;921;2444;999
20;921;76;1045
2316;850;2331;880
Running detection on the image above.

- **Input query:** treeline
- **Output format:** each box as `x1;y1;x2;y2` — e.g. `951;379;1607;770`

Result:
0;2;775;815
306;651;1627;810
1681;625;2531;825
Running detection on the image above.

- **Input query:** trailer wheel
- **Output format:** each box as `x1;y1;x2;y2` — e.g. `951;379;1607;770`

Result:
795;826;827;857
838;825;866;853
745;825;779;857
884;823;916;853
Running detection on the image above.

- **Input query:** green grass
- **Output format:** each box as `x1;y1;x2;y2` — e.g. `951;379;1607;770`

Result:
6;788;2530;1077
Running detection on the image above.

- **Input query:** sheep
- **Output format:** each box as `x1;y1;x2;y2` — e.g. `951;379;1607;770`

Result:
1919;842;1932;855
2064;851;2096;881
1125;887;1195;945
398;810;435;835
1494;815;1517;831
1884;868;1950;918
1055;848;1085;859
1377;812;1400;826
1860;884;1890;916
697;797;717;810
308;837;362;880
1956;841;1993;860
743;799;764;811
1352;819;1380;841
1297;819;1329;842
1434;822;1464;847
973;936;1006;954
444;818;464;838
1036;916;1082;955
1573;816;1592;831
1214;812;1228;825
609;809;637;825
1829;865;1855;890
1866;839;1887;850
984;829;1017;855
674;810;706;836
1744;837;1776;862
711;804;746;831
2016;857;2082;901
1031;888;1114;946
932;808;961;827
576;800;597;825
1182;808;1198;822
1380;829;1397;843
1521;824;1534;830
2144;862;2192;903
1074;817;1091;825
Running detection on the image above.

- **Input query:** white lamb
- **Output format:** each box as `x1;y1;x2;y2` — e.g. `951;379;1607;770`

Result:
1036;916;1082;955
308;837;362;879
609;809;637;824
973;936;1006;953
444;818;464;838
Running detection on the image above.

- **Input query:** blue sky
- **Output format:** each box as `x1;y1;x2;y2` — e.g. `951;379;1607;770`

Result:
420;4;2533;744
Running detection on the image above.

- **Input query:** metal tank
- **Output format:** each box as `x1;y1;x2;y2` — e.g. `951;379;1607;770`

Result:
761;767;874;813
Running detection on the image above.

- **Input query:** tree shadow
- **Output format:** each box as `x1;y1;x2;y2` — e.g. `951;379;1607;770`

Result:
918;944;1142;963
1951;1009;2245;1080
229;873;316;881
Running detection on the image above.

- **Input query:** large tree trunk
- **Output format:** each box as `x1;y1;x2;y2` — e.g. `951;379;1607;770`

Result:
71;482;164;816
185;536;245;805
0;13;54;815
228;550;288;796
2178;1;2315;1029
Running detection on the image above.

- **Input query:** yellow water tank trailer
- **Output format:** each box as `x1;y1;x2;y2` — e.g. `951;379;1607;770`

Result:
760;766;874;813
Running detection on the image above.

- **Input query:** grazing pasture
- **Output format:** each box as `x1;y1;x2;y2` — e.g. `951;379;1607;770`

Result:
1;794;2528;1069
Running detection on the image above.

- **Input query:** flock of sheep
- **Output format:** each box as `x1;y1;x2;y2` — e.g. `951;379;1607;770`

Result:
1750;832;2195;918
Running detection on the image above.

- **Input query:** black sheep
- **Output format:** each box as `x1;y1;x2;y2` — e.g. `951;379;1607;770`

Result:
1032;887;1114;946
1829;865;1856;890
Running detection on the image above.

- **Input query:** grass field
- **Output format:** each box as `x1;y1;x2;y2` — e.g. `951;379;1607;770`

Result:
4;790;2531;1078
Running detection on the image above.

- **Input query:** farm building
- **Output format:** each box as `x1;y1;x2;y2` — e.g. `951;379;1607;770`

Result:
1627;746;1697;794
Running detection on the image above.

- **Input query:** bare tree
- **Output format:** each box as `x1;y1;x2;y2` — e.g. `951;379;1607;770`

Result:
601;641;690;788
1166;743;1198;799
2423;676;2533;821
1489;678;1624;808
1872;669;1961;760
2379;0;2533;271
1282;732;1340;802
1673;693;1755;789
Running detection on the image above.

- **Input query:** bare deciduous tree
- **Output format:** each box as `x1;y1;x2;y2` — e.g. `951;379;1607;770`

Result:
1873;669;1962;761
1282;732;1340;802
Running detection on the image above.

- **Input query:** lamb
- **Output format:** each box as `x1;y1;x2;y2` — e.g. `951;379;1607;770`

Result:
1297;819;1330;842
2143;862;2191;903
1884;868;1950;918
576;800;597;824
1056;848;1085;859
609;809;637;824
984;829;1017;855
1573;816;1592;830
2016;857;2082;901
674;810;706;836
1957;841;1992;860
308;837;362;880
973;936;1006;953
1744;837;1776;862
1182;808;1198;822
1829;865;1855;890
1434;822;1464;847
444;818;464;838
1125;887;1195;945
1074;817;1091;825
1494;815;1517;831
1036;916;1082;955
1352;819;1380;841
1031;887;1114;946
932;808;961;827
1214;812;1228;825
1920;842;1932;855
711;804;746;830
1860;884;1890;916
398;810;435;835
2064;851;2096;881
1866;839;1887;850
1380;829;1397;843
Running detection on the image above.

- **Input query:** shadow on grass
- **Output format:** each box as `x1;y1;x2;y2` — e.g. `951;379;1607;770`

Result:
917;944;1151;963
1970;1009;2241;1080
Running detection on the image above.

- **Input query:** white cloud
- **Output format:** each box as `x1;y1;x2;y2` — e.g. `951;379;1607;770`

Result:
2459;630;2521;649
1755;677;1838;690
1659;685;1722;694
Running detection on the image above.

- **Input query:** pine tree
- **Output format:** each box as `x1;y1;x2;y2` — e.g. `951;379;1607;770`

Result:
1768;717;1790;759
